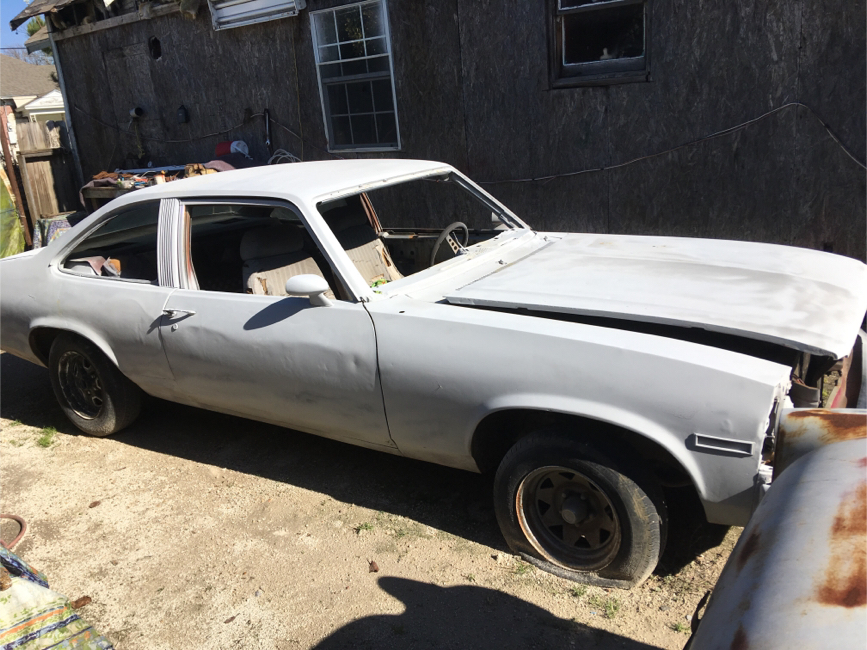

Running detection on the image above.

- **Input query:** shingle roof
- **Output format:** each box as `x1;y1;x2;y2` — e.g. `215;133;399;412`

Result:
0;55;58;99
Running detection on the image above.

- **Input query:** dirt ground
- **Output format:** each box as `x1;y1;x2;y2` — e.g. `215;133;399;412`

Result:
0;352;740;649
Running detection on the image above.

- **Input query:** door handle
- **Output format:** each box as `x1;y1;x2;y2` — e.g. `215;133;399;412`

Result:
162;308;197;318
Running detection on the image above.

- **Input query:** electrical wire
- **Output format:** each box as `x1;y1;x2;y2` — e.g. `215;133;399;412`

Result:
73;104;344;160
72;104;263;143
269;117;344;160
268;148;301;164
477;102;866;185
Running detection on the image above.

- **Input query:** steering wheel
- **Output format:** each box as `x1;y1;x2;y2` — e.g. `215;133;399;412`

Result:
430;222;469;267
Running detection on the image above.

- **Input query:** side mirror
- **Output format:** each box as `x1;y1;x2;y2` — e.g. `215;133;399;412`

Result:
284;274;333;307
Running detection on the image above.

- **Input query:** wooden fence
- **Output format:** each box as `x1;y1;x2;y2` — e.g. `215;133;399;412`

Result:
16;120;79;230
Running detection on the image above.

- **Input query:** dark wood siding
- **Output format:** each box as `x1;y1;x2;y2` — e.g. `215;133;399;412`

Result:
56;0;865;259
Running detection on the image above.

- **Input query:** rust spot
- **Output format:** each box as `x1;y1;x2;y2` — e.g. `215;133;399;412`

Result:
736;530;761;572
730;625;749;650
858;457;867;468
815;482;867;608
785;410;867;443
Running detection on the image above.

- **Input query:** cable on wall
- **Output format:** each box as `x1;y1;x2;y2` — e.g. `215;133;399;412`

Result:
476;102;866;185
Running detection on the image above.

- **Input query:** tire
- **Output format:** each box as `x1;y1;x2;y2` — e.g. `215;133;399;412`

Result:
48;333;142;437
493;430;666;588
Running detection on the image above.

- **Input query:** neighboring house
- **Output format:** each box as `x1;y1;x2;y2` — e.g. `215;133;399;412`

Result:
0;54;60;121
19;89;66;124
9;0;866;260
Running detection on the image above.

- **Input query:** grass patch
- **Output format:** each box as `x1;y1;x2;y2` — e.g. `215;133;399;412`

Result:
670;621;690;634
354;522;374;534
9;420;23;427
588;594;621;619
514;561;533;576
569;585;587;599
36;427;57;448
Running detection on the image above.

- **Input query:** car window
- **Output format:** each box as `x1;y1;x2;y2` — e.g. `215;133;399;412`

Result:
62;202;160;283
184;202;345;299
316;174;510;282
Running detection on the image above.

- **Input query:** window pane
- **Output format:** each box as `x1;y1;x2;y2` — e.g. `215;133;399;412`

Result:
375;113;397;144
341;59;369;76
361;2;384;37
328;84;349;115
319;44;339;63
350;114;376;144
367;56;389;73
64;202;160;282
331;115;352;145
335;5;363;43
339;40;365;61
563;4;644;64
365;37;387;56
371;79;393;112
314;12;337;45
346;81;374;113
320;62;342;79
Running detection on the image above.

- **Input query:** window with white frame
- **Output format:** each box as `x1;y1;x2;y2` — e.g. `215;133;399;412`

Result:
551;0;649;87
311;1;400;151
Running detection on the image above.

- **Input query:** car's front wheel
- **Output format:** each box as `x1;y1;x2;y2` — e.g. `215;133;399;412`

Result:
493;431;666;588
48;333;142;437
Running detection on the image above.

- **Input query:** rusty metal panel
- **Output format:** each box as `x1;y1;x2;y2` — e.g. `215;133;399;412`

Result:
690;436;867;649
775;408;867;477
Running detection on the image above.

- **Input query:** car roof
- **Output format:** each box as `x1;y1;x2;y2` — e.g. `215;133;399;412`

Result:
121;159;452;206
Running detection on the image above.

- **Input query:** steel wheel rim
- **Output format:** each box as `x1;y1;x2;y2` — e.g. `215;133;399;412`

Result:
516;466;621;571
57;351;104;419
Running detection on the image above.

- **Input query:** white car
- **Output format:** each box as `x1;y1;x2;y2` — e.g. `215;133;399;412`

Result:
3;159;866;587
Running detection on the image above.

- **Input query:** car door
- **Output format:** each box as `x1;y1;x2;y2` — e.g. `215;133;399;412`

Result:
156;199;394;449
53;199;177;399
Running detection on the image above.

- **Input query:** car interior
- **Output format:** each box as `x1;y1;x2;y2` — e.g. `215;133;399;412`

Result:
62;176;507;300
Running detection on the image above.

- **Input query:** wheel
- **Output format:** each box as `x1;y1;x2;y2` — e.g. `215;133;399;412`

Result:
48;333;142;437
493;431;666;588
429;221;469;267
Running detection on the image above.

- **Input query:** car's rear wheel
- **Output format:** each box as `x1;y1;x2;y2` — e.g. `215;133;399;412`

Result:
493;431;666;588
48;333;142;437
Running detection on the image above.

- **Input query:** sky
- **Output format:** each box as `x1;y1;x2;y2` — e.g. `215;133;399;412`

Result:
1;0;34;50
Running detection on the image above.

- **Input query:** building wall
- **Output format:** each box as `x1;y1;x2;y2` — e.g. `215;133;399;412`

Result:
56;0;865;259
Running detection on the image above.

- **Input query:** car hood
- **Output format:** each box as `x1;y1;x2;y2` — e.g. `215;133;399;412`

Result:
445;233;867;358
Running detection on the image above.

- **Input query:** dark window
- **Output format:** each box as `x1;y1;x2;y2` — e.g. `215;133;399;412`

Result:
551;0;649;88
311;1;400;151
62;202;160;284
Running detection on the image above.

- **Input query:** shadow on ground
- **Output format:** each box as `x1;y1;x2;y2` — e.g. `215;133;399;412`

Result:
313;577;663;650
1;352;728;573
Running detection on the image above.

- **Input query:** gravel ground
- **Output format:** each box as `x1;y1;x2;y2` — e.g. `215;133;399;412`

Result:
0;352;739;649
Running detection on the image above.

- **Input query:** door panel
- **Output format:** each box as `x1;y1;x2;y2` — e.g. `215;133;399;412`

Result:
159;289;393;447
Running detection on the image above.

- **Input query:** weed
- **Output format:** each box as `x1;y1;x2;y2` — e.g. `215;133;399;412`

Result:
514;561;533;576
36;427;57;448
670;622;690;634
355;522;374;534
587;595;621;619
464;573;476;583
604;598;621;619
9;420;23;427
569;585;587;599
8;440;25;447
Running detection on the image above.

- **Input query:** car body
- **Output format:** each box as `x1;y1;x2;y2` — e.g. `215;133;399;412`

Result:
2;159;866;587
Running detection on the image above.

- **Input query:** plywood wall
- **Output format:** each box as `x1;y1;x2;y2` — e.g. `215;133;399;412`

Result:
56;0;865;259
